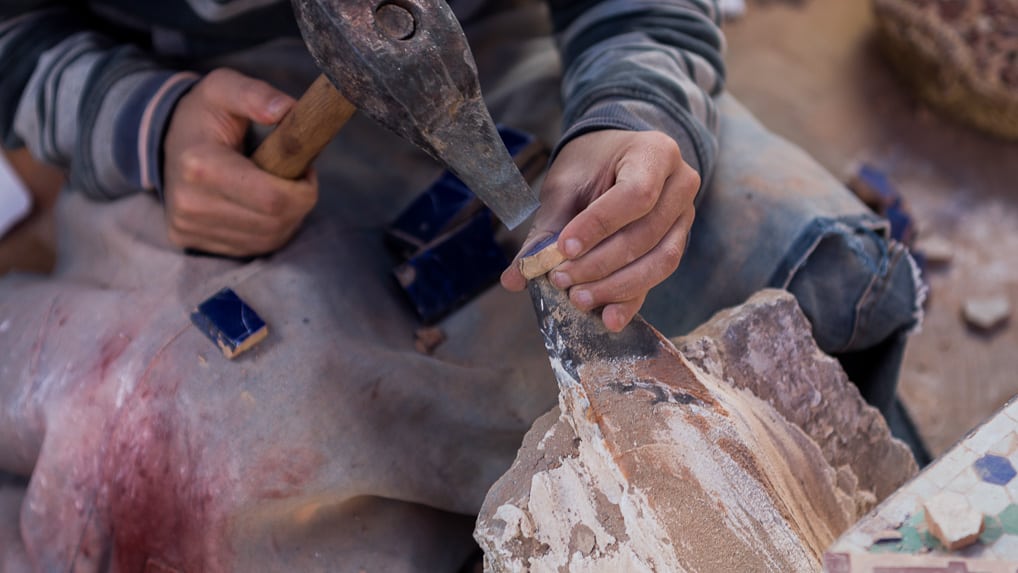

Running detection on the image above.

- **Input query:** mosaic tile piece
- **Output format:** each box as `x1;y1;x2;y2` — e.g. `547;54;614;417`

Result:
190;287;268;359
998;503;1018;535
973;454;1017;485
980;515;1004;545
920;529;945;551
970;481;1012;515
824;396;1018;571
899;526;924;553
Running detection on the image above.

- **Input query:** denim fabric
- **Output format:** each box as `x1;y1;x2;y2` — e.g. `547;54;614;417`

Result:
644;95;924;423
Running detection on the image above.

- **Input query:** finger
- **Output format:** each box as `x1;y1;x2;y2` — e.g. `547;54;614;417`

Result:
201;68;295;125
557;137;680;260
169;190;295;237
568;211;694;312
550;173;693;289
168;214;301;257
601;296;647;333
178;145;317;219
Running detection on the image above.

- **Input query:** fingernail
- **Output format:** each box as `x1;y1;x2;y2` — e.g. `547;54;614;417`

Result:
604;307;624;332
564;238;582;258
572;289;593;309
267;97;288;118
550;271;572;289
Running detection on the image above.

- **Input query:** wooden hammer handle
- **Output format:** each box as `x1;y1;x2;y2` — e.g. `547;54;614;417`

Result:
251;74;356;180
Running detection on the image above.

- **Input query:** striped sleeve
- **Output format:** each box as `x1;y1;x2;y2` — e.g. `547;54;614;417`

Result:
0;5;198;200
548;0;726;181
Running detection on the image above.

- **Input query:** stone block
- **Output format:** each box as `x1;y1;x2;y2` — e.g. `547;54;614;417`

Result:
476;288;915;572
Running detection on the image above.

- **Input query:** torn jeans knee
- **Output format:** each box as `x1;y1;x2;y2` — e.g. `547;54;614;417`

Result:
770;214;924;355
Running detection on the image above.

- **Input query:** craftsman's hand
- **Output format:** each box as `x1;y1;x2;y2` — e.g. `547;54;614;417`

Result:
501;130;700;332
162;68;318;256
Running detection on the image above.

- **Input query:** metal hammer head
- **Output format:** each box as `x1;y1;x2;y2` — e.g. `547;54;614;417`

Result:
292;0;540;229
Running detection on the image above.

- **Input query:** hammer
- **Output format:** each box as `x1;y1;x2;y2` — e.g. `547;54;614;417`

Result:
249;0;540;230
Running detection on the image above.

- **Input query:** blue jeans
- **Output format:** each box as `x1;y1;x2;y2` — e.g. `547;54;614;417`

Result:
644;95;924;428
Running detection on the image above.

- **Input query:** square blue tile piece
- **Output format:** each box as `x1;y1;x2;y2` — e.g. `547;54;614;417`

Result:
190;287;268;359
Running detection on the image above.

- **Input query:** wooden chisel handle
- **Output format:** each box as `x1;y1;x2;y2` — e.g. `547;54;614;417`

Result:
250;74;356;180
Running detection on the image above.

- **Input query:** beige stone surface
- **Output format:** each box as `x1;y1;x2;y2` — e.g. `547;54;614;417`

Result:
476;289;915;572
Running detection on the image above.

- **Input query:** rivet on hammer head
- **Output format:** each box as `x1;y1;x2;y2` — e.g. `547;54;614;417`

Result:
375;3;416;41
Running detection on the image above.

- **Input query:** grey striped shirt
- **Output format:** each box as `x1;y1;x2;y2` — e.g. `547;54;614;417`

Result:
0;0;725;200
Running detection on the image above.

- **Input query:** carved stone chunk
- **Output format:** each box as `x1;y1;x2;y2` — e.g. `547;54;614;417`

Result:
476;289;916;572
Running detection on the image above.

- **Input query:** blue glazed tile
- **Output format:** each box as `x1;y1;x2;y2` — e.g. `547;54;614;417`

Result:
387;172;477;258
974;454;1017;485
847;164;914;245
524;233;560;258
386;126;539;257
394;209;508;324
190;288;268;359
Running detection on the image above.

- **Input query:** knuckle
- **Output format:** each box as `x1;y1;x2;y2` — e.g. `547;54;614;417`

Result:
662;242;685;271
604;279;637;304
254;189;288;217
628;180;658;211
589;211;614;240
204;68;233;87
267;215;291;237
171;193;200;219
265;193;289;217
645;131;680;156
687;168;702;193
178;150;206;184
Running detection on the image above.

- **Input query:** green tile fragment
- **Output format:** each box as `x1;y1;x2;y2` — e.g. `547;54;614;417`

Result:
900;526;924;553
906;510;926;527
921;529;945;551
981;515;1004;545
998;503;1018;534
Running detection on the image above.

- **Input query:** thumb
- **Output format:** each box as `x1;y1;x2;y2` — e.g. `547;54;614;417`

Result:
202;68;295;126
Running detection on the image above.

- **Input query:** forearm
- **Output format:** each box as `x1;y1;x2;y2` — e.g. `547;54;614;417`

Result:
548;0;726;180
0;4;197;200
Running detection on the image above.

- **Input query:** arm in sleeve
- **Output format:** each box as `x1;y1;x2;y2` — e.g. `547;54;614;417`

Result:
548;0;726;181
0;3;198;200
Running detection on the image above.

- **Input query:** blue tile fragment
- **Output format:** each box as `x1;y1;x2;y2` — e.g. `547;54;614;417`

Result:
385;126;539;257
524;233;560;258
394;209;508;324
387;172;477;258
387;125;543;323
190;288;268;359
848;164;915;245
973;454;1017;485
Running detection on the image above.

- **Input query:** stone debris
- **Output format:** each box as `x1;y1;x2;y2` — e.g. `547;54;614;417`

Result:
414;326;446;355
915;235;954;266
476;289;916;572
719;0;746;19
924;491;984;551
963;295;1011;331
